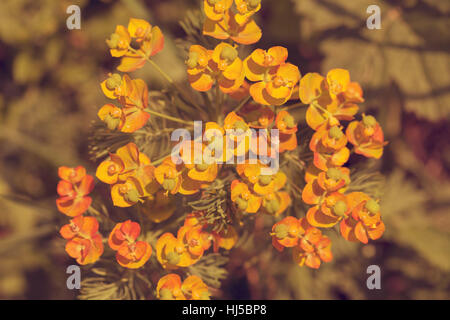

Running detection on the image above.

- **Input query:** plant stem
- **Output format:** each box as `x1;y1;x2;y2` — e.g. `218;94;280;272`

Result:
144;108;192;125
232;95;251;114
282;101;307;111
127;47;204;114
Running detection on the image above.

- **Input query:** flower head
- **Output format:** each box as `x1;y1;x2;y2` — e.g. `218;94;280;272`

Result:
56;166;94;217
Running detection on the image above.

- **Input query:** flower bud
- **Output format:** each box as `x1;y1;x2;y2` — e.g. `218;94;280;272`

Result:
166;251;181;265
105;73;122;90
186;51;199;69
162;178;176;191
159;288;174;300
233;120;248;132
365;199;380;214
362;115;376;127
104;114;121;130
258;174;272;186
220;46;238;62
248;0;261;9
329;126;343;139
333;201;347;216
235;197;248;211
124;188;140;203
326;168;342;180
195;163;209;172
274;224;288;239
284;114;295;128
265;198;280;215
106;33;120;49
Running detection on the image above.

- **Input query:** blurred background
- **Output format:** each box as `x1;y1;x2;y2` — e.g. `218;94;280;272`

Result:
0;0;448;299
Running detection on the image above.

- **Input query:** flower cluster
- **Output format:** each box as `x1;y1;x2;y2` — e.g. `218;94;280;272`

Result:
299;70;386;246
99;74;150;133
232;161;291;216
108;220;152;269
106;18;164;72
56;0;388;299
271;217;332;269
60;215;104;265
57;166;104;265
156;213;237;270
96;142;158;207
203;0;262;45
56;166;94;217
157;274;210;300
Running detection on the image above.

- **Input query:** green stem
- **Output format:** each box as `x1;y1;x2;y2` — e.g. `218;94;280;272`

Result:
127;47;204;114
232;95;251;114
144;108;192;125
282;101;307;111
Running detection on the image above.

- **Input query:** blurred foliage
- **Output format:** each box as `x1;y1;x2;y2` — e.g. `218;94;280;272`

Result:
0;0;448;299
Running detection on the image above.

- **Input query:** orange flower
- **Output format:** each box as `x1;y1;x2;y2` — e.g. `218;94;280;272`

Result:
309;125;350;171
211;43;245;93
108;220;141;251
238;103;274;129
249;63;300;106
116;19;164;72
60;216;100;240
306;192;349;228
271;216;304;252
203;10;261;45
275;110;298;152
116;240;152;269
60;216;104;265
211;226;238;252
96;142;156;198
181;141;219;183
203;0;233;21
157;274;185;300
261;191;291;216
58;166;86;184
230;180;262;213
106;25;130;58
228;80;250;100
292;226;332;269
244;46;288;82
97;143;156;206
236;161;286;195
187;43;245;94
177;225;211;258
156;233;199;269
346;114;387;159
203;121;231;163
300;70;362;130
302;167;350;205
340;193;385;244
155;156;203;196
154;157;182;194
235;0;262;25
108;220;152;269
56;168;94;217
139;191;176;223
186;45;214;91
99;74;150;133
98;104;125;131
223;112;251;157
181;275;210;300
65;235;104;266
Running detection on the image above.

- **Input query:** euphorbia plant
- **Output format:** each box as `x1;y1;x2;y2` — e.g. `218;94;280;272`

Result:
57;0;387;300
